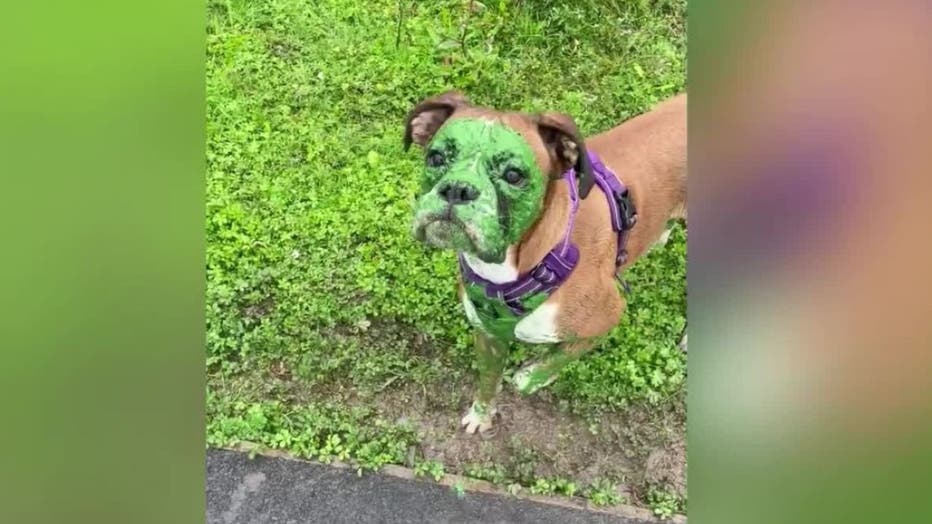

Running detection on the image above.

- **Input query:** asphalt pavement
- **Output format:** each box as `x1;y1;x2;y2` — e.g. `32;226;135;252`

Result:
206;448;666;524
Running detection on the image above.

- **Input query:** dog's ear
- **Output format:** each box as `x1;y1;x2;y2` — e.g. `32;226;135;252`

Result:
403;90;470;151
536;112;595;199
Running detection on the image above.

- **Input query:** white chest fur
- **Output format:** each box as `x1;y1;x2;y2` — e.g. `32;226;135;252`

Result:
514;302;561;343
460;250;562;343
461;249;519;283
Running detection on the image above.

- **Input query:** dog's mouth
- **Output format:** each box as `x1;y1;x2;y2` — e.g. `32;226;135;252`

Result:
415;209;483;252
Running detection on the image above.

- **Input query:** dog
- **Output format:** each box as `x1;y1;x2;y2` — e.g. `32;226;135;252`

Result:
404;91;686;433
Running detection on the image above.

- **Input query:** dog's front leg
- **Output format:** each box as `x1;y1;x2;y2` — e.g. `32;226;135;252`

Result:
512;339;595;396
461;330;508;434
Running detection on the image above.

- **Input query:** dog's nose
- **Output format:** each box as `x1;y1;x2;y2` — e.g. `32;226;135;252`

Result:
438;182;479;205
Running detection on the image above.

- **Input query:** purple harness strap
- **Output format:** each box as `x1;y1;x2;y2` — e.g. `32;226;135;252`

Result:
586;152;639;267
459;152;637;316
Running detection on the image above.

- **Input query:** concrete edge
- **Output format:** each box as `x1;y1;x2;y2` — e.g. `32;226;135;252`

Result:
217;443;686;524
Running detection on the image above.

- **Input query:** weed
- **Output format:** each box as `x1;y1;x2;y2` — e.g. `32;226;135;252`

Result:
206;397;418;472
529;477;578;498
647;488;685;520
414;460;446;482
463;462;509;485
586;478;625;507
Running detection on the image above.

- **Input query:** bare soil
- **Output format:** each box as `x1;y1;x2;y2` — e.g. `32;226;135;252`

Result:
353;378;685;504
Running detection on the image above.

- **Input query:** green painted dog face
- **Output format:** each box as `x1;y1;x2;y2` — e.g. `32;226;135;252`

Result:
411;118;547;263
404;91;594;263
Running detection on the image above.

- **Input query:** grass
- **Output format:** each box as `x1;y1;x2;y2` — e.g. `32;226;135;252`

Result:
207;0;686;511
206;397;420;473
648;488;687;520
587;478;626;507
414;459;446;481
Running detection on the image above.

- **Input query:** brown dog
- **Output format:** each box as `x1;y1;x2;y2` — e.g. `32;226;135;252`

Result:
405;92;686;433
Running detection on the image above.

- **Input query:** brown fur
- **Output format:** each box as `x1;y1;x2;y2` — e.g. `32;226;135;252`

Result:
552;94;687;338
406;92;687;340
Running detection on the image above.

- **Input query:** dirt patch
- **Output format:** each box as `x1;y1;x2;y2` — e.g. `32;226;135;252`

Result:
644;436;687;499
368;378;685;501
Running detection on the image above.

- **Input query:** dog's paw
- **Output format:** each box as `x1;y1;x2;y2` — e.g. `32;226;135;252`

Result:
512;363;557;395
460;401;496;434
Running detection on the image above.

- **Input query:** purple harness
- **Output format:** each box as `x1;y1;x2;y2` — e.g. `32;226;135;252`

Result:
458;151;638;316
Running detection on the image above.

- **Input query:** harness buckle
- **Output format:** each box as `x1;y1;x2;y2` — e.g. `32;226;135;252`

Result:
615;190;638;230
531;264;558;286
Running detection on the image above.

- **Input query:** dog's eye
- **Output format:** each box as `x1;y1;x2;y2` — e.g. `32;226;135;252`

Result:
426;151;446;168
503;168;524;185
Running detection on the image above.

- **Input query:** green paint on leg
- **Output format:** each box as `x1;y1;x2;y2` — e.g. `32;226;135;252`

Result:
469;400;490;418
461;331;509;433
513;346;580;395
474;331;508;405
